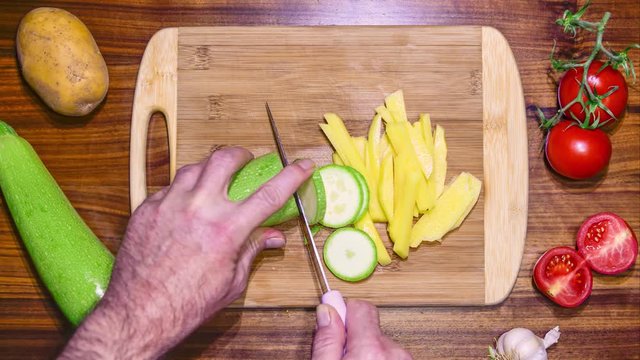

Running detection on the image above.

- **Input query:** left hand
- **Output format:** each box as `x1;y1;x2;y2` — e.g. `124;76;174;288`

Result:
60;146;314;359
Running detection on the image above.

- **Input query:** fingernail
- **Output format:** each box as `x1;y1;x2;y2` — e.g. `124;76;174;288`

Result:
265;237;286;249
295;159;315;171
316;304;331;327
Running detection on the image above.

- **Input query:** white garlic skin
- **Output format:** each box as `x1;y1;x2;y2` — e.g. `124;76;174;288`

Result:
496;328;548;360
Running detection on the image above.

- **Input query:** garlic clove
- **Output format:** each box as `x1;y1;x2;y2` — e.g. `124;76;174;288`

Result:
543;326;561;349
495;327;560;360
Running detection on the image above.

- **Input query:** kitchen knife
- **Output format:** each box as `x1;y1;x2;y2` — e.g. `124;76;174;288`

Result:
265;102;347;325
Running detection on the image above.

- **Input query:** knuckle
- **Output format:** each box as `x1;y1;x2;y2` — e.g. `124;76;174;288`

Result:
349;299;379;319
175;164;198;178
173;164;201;186
255;183;286;209
133;199;161;219
148;186;168;201
288;162;309;180
211;146;252;165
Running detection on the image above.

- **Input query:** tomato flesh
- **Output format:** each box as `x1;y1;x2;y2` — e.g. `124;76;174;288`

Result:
533;246;593;308
577;212;638;275
558;60;628;126
545;120;612;180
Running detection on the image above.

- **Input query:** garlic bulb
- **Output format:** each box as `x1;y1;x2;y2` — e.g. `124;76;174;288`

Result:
494;326;560;360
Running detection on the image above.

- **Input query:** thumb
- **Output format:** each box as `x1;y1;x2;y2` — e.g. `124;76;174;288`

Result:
237;228;286;272
225;228;285;303
311;304;346;360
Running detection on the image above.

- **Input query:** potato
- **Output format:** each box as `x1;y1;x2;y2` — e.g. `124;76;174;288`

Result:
16;7;108;116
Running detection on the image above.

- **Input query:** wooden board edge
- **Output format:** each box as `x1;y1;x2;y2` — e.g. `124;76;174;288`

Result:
481;26;529;305
129;28;178;212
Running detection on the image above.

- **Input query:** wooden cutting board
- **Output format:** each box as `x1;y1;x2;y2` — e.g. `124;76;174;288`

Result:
129;26;527;306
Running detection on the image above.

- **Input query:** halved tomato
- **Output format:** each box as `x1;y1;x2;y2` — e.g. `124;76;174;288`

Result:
577;212;638;275
533;246;593;308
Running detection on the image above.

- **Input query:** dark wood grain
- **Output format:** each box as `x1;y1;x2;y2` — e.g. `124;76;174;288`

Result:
0;0;638;359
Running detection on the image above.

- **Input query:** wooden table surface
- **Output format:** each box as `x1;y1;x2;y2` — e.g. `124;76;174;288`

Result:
0;1;638;359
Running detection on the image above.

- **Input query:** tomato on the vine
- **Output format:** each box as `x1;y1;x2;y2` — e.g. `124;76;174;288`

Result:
533;246;593;308
558;60;628;126
576;212;638;275
544;120;612;180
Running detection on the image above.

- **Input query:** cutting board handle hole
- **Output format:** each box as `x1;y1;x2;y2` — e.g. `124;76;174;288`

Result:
146;111;171;190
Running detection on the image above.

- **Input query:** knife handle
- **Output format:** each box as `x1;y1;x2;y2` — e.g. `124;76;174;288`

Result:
321;290;347;327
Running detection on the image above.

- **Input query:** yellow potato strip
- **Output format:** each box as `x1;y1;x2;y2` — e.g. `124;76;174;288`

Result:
355;213;392;266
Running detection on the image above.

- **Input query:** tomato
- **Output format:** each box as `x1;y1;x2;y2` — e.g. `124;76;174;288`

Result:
576;212;638;275
544;120;612;180
558;60;628;126
533;246;593;308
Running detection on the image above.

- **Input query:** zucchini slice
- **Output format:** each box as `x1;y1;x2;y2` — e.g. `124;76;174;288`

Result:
318;165;366;228
323;227;377;282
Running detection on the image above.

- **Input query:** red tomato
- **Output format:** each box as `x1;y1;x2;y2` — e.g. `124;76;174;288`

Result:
533;246;593;308
558;60;628;126
545;120;612;180
576;212;638;275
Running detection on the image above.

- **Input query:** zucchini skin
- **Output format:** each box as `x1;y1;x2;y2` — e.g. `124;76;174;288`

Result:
227;152;299;226
0;121;114;326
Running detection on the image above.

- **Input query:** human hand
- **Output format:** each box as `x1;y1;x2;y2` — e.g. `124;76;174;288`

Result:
60;147;314;359
312;299;412;360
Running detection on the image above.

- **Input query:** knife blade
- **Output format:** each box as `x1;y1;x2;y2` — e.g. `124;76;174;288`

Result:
265;102;347;325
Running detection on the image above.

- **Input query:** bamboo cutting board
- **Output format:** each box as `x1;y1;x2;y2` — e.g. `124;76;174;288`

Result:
129;26;527;306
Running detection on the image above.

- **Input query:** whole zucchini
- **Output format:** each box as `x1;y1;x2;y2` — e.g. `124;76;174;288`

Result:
0;121;114;326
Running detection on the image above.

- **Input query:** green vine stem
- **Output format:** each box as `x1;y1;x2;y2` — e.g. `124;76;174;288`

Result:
538;0;639;130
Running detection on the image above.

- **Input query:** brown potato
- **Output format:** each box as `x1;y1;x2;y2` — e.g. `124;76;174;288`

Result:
16;7;108;116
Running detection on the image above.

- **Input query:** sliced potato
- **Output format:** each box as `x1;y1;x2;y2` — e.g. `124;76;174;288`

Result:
410;172;481;246
432;125;448;198
364;142;386;222
376;105;395;124
332;152;344;165
353;136;367;160
407;122;433;179
384;90;408;123
355;213;392;266
392;164;420;259
322;114;384;222
367;114;382;178
419;113;434;155
321;114;365;171
379;151;394;221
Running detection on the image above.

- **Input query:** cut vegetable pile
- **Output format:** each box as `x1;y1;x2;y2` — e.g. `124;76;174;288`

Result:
227;90;482;283
316;90;482;282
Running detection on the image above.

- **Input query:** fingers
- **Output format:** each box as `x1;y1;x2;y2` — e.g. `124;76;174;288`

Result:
236;228;286;275
228;228;286;301
311;304;346;360
194;146;254;195
147;186;170;202
342;300;413;359
237;159;314;229
169;163;205;193
345;299;382;346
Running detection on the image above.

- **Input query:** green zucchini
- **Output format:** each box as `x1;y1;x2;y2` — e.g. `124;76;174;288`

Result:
228;152;326;226
0;121;114;326
323;227;377;282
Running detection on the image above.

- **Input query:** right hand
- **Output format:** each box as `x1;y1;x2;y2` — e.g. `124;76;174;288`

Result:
311;299;412;360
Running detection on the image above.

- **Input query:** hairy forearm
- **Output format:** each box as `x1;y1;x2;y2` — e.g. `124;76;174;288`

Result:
59;296;167;359
58;278;195;360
